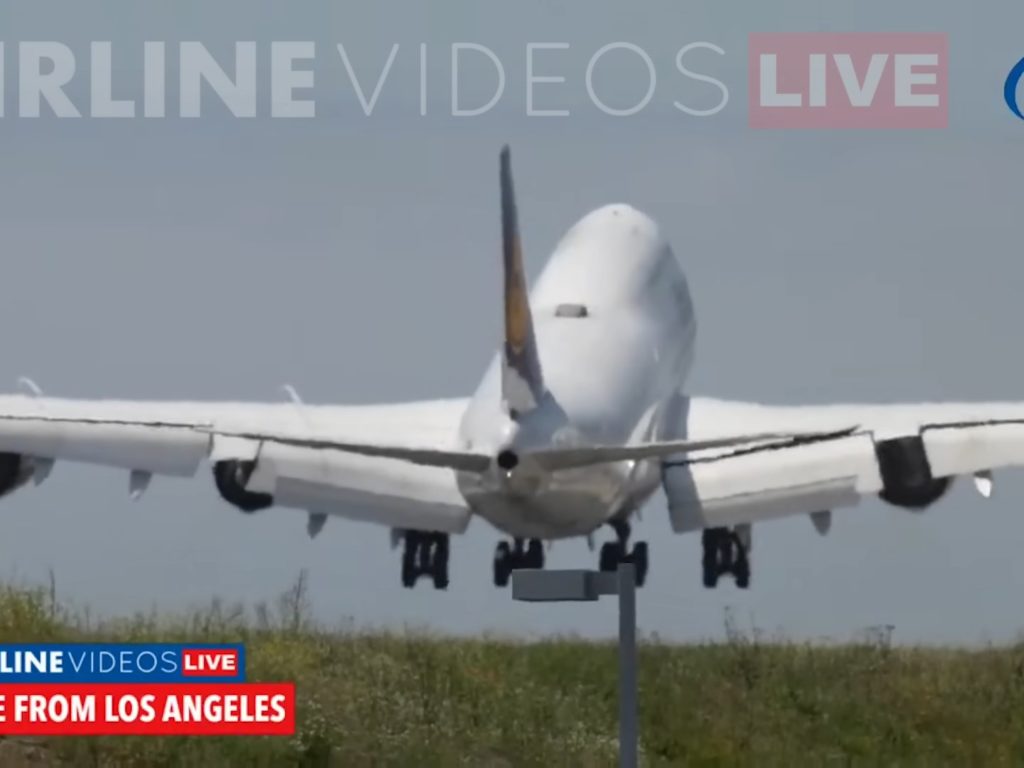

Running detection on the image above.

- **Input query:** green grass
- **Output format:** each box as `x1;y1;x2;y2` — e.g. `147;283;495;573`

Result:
1;578;1023;766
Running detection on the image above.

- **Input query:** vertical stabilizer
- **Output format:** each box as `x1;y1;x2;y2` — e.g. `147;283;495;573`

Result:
499;146;545;419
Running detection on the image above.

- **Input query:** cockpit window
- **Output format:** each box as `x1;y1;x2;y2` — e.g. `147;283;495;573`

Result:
554;303;589;318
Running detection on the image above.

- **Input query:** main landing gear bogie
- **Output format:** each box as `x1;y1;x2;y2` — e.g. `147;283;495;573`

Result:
598;520;649;587
402;524;654;591
702;527;750;589
401;531;450;590
493;538;545;587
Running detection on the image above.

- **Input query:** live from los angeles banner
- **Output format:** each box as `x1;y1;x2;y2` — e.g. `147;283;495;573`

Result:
0;644;295;735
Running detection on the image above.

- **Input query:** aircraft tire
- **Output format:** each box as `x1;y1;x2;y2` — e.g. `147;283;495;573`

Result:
493;542;512;587
599;542;620;573
631;541;649;587
734;561;750;589
432;534;450;590
526;539;544;569
401;547;417;588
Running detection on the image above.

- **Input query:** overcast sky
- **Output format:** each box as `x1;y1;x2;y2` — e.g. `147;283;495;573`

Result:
0;1;1022;645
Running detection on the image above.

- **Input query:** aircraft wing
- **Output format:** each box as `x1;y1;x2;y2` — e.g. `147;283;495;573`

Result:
0;393;474;534
661;396;1024;532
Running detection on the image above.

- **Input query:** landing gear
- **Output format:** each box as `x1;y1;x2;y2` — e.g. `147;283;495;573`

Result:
400;531;449;590
493;538;545;587
701;527;750;589
598;520;649;587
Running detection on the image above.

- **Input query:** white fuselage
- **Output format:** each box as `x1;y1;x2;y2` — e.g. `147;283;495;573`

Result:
457;204;696;539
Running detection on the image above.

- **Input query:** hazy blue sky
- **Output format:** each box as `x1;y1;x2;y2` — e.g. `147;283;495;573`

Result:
0;1;1023;645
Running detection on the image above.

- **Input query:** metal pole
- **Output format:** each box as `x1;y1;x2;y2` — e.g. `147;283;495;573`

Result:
618;562;637;768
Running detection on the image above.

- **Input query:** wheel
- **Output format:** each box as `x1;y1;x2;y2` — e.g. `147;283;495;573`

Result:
702;562;719;589
417;539;432;571
631;542;649;587
718;533;734;570
401;547;417;588
701;529;719;587
494;561;510;588
432;568;449;590
599;542;620;573
432;535;450;590
493;542;512;587
734;553;750;590
526;539;544;569
433;534;449;564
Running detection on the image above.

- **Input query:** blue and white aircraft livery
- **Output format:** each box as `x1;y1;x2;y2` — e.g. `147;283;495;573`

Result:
0;147;1020;590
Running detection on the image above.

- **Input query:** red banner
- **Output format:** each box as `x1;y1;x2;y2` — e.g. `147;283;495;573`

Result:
0;683;295;735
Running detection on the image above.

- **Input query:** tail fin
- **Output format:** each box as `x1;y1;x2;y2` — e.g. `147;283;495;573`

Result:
499;145;545;419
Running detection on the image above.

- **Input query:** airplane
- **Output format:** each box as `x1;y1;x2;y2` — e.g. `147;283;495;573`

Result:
1;145;1022;592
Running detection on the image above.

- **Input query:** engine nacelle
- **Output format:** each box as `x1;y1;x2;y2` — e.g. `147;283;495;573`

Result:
213;460;273;513
0;452;35;499
875;436;952;511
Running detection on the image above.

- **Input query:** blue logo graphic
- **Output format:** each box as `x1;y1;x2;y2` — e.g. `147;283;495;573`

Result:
1005;57;1024;120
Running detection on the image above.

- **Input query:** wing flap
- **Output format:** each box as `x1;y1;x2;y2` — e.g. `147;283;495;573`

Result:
0;394;475;538
202;424;852;475
923;422;1024;479
669;397;1024;531
663;433;882;532
251;441;471;533
203;425;492;473
51;423;209;476
210;434;261;463
0;416;209;476
527;428;858;472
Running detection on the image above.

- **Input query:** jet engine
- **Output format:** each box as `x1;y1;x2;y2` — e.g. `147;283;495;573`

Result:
874;436;952;510
0;452;37;499
212;460;273;513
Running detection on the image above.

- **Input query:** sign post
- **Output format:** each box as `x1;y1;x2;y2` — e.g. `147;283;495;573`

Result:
512;564;638;768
